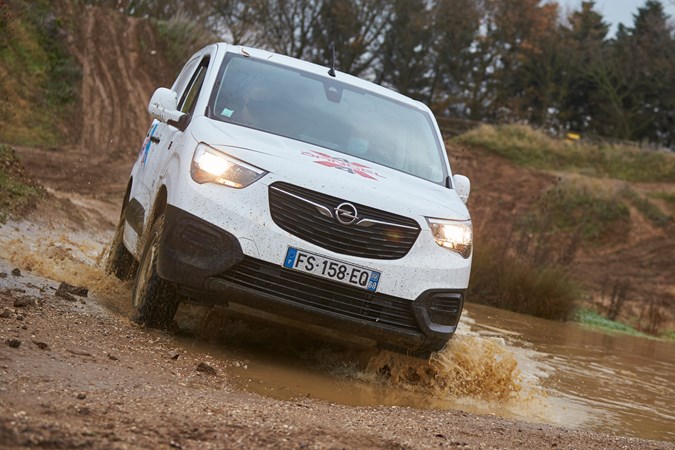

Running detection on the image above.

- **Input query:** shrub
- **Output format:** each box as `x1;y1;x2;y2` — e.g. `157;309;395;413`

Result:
468;237;578;321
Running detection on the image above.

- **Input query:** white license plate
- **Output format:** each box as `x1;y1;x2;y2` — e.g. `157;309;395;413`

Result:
283;247;381;292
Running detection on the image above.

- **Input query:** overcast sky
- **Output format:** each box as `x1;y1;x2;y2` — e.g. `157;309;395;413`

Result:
555;0;675;34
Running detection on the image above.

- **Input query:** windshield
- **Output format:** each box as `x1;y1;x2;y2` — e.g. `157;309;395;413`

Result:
209;54;446;183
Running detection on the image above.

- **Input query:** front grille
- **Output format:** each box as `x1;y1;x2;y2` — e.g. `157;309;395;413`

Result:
268;182;421;260
217;257;419;332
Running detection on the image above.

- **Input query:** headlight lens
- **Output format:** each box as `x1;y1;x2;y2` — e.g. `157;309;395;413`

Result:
426;218;472;258
191;143;267;188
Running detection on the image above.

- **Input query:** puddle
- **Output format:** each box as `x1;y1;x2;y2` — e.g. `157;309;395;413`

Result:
2;218;673;442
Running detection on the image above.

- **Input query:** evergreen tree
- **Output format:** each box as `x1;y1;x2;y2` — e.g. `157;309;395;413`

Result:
430;0;482;117
559;1;610;133
377;0;433;101
624;0;675;145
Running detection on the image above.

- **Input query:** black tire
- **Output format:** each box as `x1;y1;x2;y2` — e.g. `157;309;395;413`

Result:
106;210;137;281
131;214;179;328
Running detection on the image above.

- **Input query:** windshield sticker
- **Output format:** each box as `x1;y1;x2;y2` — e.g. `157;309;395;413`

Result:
221;107;234;117
302;150;385;180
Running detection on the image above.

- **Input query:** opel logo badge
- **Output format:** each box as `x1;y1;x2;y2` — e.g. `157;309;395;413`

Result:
335;203;358;225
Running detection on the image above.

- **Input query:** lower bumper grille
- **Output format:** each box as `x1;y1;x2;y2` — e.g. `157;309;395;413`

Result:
216;257;419;332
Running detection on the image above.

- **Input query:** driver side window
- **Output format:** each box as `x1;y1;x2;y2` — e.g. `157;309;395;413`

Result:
179;57;210;116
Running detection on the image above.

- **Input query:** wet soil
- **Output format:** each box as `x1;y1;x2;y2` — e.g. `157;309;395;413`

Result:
1;257;672;449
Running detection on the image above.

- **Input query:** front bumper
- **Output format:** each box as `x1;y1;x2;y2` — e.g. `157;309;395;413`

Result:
156;204;465;353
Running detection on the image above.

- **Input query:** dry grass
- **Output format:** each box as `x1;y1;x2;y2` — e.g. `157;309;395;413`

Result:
455;124;675;183
468;234;579;321
522;175;631;243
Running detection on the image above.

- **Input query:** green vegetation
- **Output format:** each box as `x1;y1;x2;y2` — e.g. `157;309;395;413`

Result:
649;191;675;204
624;189;671;227
152;14;215;72
0;0;81;147
575;308;653;338
469;239;578;321
570;303;675;341
521;177;631;243
648;191;675;216
0;144;44;222
455;125;675;183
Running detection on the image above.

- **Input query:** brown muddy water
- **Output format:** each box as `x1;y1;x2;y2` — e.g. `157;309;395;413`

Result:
172;303;675;443
1;224;673;442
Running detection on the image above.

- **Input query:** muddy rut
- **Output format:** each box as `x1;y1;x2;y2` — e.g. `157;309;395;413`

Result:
69;5;172;157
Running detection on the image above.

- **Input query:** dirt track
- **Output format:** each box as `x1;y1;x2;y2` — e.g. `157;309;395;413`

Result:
1;255;672;449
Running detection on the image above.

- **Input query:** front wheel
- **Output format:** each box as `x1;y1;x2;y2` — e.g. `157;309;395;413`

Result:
132;214;179;328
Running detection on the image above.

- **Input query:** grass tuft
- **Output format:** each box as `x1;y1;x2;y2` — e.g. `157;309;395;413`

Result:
575;308;652;338
522;176;630;243
624;189;671;227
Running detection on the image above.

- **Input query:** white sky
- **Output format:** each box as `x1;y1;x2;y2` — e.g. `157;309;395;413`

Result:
556;0;675;34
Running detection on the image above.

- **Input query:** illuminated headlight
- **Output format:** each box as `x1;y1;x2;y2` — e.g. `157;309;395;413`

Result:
190;143;267;188
426;218;472;258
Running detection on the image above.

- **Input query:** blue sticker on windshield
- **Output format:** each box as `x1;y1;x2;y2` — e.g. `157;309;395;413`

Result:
221;107;234;117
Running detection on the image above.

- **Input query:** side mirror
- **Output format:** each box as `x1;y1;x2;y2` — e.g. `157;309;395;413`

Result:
453;174;471;204
148;87;186;125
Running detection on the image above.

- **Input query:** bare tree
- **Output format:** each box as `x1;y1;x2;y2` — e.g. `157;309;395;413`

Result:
209;0;257;45
250;0;324;59
312;0;394;77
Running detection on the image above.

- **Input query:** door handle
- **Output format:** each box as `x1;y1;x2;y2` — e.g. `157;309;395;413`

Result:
150;136;160;144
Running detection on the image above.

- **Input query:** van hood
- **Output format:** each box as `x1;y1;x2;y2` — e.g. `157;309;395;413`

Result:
190;116;470;221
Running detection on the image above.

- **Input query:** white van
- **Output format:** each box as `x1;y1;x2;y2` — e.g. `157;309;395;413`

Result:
107;43;472;356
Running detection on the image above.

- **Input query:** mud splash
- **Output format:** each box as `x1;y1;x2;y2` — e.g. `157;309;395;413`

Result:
367;335;523;402
0;219;131;314
171;304;549;427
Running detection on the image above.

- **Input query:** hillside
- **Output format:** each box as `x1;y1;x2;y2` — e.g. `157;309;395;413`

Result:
1;0;174;200
453;127;675;333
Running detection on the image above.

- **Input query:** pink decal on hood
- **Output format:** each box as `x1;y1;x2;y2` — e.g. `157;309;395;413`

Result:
302;150;385;180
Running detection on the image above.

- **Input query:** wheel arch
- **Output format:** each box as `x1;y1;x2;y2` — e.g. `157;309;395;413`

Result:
148;184;169;231
118;177;133;218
